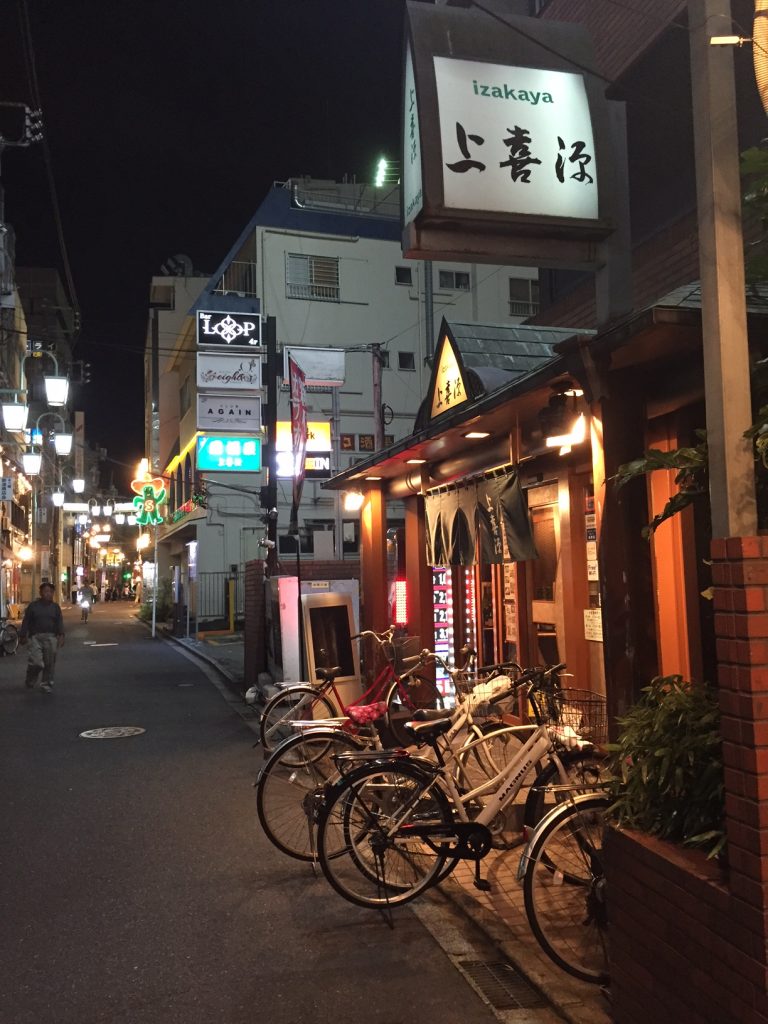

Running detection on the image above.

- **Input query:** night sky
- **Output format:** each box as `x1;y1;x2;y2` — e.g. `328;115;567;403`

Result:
0;0;406;490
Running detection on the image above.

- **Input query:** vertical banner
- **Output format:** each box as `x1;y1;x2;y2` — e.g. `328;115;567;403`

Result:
288;356;308;533
74;411;85;479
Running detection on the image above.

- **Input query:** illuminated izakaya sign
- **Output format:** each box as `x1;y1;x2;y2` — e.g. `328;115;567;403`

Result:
196;310;262;349
430;334;470;420
434;57;598;221
196;435;262;472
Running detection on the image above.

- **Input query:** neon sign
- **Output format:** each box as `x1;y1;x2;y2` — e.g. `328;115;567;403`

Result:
130;472;166;526
196;435;262;472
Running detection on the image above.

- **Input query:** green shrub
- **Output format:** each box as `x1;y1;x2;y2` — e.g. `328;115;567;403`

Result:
136;578;173;623
607;675;725;860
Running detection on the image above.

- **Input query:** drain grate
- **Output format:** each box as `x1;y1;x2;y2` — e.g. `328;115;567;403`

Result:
79;727;146;739
459;961;546;1010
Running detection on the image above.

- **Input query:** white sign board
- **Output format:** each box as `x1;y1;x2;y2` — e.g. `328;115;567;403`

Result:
403;45;424;226
0;477;12;501
196;310;261;348
283;347;345;387
434;56;598;220
196;352;262;391
584;608;603;642
196;393;262;431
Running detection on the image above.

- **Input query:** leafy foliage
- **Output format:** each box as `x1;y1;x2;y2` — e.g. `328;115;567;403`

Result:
136;578;173;623
612;432;709;538
741;145;768;296
607;676;725;860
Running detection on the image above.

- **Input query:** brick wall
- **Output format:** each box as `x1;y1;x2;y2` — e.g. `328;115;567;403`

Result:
607;538;768;1023
243;560;360;687
606;829;768;1024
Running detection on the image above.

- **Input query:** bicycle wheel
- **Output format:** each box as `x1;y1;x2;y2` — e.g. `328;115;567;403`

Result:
522;794;610;984
256;729;365;861
259;686;338;753
1;624;19;656
523;750;609;830
385;675;446;746
317;760;454;909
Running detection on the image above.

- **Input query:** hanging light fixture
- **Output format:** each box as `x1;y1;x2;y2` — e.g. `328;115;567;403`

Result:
44;376;69;407
2;402;28;432
72;478;85;493
53;432;73;456
22;451;42;476
52;490;65;507
114;513;126;525
102;502;113;516
343;490;365;512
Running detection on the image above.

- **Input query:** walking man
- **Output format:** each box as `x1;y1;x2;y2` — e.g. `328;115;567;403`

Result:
19;582;65;693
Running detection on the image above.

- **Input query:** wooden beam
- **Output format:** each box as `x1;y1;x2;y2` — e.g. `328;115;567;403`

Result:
360;486;388;632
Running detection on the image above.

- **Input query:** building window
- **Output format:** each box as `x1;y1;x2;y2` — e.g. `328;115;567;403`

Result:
398;351;416;371
395;266;413;286
509;277;540;317
179;376;191;416
285;253;340;302
439;269;470;291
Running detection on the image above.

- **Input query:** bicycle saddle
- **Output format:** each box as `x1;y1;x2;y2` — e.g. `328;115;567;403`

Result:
404;716;453;742
316;666;342;681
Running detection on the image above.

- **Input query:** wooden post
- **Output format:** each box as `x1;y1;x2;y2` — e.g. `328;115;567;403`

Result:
404;494;434;655
689;0;757;538
360;486;388;632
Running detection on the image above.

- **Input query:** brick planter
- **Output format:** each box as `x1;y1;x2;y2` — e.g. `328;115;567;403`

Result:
605;826;768;1024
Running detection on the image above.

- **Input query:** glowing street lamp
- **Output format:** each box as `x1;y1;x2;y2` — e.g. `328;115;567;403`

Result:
72;478;85;493
18;545;33;562
44;376;69;407
52;490;65;507
53;432;73;456
102;502;113;516
2;402;28;432
22;451;42;476
115;513;126;525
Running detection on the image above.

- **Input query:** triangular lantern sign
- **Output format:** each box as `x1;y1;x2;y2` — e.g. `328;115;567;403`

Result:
428;322;472;420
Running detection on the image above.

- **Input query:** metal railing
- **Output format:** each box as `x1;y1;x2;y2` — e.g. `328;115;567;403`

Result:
195;568;245;623
509;299;539;317
285;281;340;302
212;261;259;298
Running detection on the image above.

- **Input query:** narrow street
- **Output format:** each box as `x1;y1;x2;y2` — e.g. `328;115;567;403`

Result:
0;602;504;1024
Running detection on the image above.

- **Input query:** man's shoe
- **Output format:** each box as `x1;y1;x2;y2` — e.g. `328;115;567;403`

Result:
40;682;53;693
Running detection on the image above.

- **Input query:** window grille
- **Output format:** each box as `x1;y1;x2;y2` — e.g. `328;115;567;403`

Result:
286;253;340;302
508;277;540;317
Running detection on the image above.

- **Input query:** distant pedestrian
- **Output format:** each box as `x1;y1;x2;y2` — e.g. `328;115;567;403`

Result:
19;583;65;693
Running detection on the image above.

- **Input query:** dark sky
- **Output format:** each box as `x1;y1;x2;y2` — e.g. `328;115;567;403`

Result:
1;0;406;490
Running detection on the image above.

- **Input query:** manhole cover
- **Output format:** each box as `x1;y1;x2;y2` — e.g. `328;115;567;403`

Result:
79;727;146;739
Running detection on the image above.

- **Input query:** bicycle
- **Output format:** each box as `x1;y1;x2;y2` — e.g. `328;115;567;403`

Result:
255;653;526;862
518;790;611;984
0;618;19;656
258;627;447;753
314;664;608;910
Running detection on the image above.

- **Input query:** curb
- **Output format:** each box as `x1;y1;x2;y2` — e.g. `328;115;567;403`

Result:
162;631;245;695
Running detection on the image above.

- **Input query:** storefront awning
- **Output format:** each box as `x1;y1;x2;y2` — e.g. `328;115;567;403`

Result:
425;467;536;566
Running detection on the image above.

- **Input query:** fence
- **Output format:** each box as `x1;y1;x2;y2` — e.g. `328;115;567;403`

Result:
194;568;245;625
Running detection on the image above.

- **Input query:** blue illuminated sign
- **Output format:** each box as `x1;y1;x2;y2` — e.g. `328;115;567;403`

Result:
196;434;262;472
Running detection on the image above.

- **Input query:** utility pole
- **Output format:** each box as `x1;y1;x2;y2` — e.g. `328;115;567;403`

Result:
690;0;757;537
263;316;279;574
372;344;384;451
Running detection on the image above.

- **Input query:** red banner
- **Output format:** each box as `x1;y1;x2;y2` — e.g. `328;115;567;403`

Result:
289;356;308;526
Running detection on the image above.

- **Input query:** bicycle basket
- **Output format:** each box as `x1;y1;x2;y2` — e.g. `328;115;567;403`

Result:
546;689;608;745
390;635;422;674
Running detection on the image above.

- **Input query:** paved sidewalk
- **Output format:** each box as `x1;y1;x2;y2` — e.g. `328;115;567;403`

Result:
164;632;611;1024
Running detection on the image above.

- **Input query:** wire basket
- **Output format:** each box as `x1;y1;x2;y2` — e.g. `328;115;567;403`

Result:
543;688;608;745
386;635;423;675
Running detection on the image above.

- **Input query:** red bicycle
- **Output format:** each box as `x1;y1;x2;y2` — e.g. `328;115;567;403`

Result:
258;627;446;751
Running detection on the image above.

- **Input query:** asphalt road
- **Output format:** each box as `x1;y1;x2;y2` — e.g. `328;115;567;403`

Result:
0;602;498;1024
